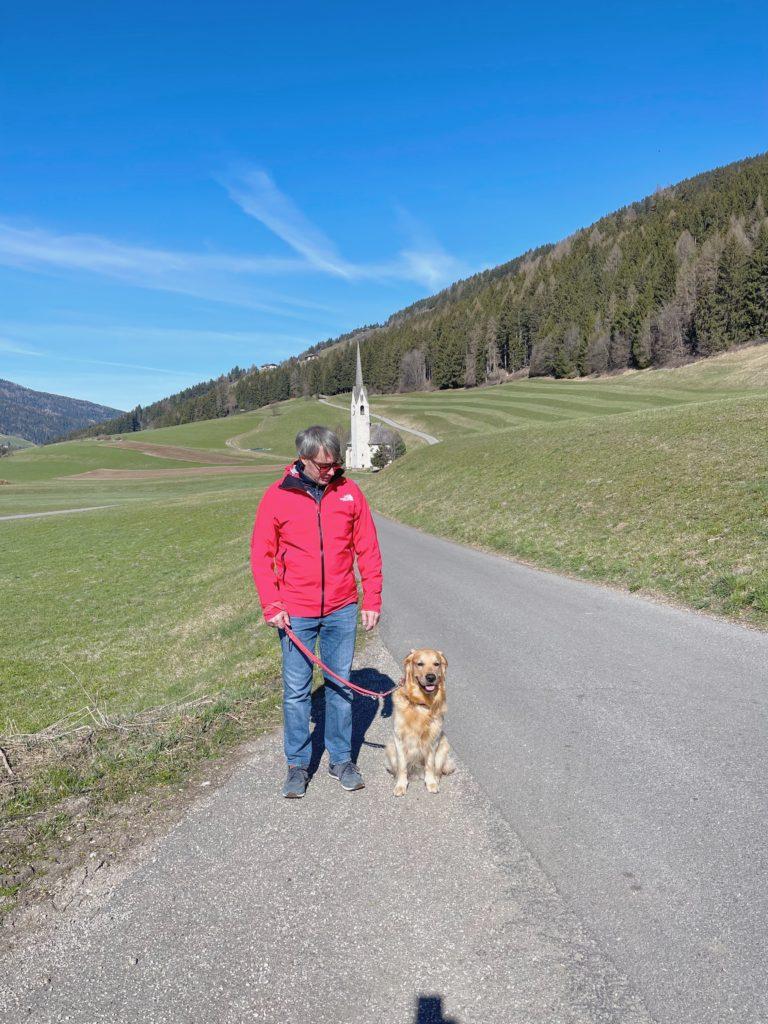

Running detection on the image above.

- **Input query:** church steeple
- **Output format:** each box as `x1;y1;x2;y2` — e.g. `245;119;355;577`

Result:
347;341;372;469
353;342;364;401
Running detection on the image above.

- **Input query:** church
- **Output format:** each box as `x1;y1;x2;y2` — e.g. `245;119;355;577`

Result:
346;343;379;470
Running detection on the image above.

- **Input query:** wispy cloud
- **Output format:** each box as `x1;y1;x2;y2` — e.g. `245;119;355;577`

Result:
0;222;332;319
225;169;351;277
0;171;465;328
0;333;201;377
224;167;465;289
1;321;311;349
0;336;43;357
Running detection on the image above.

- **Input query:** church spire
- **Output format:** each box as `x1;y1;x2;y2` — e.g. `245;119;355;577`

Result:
354;342;363;398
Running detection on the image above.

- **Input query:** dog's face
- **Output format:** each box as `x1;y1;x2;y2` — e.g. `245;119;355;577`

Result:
403;648;448;698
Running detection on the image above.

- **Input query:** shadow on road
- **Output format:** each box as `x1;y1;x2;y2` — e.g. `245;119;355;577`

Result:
308;668;395;775
416;995;459;1023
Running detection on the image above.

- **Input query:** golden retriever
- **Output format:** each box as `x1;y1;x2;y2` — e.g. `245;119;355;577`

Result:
385;648;454;796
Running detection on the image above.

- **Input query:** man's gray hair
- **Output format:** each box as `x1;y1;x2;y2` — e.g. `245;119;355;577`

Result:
295;425;342;464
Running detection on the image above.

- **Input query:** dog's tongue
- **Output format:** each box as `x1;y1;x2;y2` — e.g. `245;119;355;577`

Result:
424;684;436;692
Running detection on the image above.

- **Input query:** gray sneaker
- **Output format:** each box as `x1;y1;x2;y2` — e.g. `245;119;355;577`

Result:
282;765;309;799
328;761;365;792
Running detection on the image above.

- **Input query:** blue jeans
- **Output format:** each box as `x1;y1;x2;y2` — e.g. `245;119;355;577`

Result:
278;602;357;768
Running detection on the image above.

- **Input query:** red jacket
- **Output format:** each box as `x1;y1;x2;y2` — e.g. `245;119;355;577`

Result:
250;462;383;620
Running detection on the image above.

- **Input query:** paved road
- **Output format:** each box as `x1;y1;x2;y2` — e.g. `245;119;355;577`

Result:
376;515;768;1024
0;505;118;522
319;397;441;445
2;633;652;1024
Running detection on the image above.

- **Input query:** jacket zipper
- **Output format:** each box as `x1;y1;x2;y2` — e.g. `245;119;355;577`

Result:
316;494;325;617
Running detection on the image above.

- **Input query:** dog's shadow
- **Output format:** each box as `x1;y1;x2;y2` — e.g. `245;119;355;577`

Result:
308;668;395;776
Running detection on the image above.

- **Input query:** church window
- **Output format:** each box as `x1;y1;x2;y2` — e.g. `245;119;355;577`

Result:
360;405;365;415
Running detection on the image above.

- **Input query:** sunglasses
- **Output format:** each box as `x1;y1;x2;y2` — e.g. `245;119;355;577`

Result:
306;457;340;472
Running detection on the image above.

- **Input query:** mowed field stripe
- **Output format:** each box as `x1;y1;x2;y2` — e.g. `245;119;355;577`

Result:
0;505;119;522
63;465;284;480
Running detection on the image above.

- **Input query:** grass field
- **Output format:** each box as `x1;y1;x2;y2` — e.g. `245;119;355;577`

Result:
120;398;355;456
0;439;212;484
1;474;284;734
359;345;768;442
364;390;768;626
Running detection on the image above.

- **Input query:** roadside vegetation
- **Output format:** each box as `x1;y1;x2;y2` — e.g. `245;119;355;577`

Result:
0;468;284;918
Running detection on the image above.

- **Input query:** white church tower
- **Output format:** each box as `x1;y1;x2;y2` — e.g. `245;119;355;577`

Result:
347;343;373;469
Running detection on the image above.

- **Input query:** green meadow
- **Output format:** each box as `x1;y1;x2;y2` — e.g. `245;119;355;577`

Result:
122;397;358;455
0;438;208;485
363;352;768;627
366;365;765;442
1;474;281;735
0;397;350;740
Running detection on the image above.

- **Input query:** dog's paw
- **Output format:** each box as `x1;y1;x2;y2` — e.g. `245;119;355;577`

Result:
441;759;456;776
393;783;407;797
425;778;440;794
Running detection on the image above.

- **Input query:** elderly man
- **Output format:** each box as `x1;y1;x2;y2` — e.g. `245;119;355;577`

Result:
251;425;383;798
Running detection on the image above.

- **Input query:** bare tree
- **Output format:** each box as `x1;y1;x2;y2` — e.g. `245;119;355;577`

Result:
484;316;500;381
464;323;481;388
651;299;689;364
585;325;610;374
398;348;427;392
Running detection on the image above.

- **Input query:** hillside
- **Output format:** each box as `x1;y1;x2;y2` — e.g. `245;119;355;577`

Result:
362;398;768;627
70;152;768;441
0;379;123;445
0;432;34;450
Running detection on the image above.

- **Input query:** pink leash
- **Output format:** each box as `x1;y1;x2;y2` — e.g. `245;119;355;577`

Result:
283;625;400;701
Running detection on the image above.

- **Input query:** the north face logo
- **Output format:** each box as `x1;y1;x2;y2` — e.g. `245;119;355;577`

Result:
339;494;354;502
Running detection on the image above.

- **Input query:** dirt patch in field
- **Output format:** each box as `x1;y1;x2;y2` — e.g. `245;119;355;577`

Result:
107;440;256;464
64;465;283;480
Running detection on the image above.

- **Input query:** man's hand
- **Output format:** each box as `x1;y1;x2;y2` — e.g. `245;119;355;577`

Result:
361;609;380;631
267;610;291;629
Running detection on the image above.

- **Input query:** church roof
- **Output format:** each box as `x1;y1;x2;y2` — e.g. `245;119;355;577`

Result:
352;342;366;402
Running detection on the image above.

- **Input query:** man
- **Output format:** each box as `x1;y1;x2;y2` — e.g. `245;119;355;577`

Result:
251;425;383;799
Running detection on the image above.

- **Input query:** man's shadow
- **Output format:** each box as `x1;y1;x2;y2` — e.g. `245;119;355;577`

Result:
415;996;459;1023
308;667;395;776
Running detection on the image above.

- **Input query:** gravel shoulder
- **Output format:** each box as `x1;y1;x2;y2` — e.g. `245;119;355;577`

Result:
1;631;652;1024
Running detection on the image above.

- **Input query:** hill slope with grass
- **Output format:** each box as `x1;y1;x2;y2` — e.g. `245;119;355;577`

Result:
362;351;768;626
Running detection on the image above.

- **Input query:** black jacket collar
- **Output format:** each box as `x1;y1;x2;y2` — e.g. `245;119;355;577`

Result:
278;460;345;498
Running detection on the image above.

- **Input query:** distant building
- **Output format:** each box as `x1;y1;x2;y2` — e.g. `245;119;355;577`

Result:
346;343;378;470
259;362;278;371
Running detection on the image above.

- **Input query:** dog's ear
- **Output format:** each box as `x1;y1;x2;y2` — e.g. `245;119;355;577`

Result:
437;651;448;673
403;650;416;687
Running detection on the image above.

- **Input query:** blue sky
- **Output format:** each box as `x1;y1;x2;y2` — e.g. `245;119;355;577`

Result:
1;1;766;410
